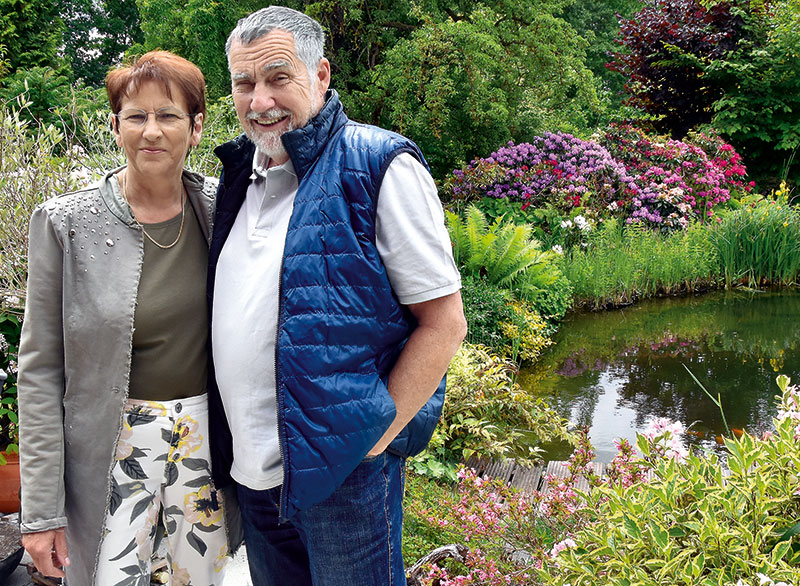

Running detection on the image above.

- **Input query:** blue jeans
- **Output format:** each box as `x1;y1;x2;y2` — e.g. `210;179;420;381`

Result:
237;452;407;586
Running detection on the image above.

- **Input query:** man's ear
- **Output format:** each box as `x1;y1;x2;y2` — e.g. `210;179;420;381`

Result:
316;58;331;99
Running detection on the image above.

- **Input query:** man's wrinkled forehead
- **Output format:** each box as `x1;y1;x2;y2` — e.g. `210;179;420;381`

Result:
231;58;292;81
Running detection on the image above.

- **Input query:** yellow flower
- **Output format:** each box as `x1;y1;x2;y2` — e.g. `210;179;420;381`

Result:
144;401;167;416
167;416;202;462
184;484;223;527
214;543;229;573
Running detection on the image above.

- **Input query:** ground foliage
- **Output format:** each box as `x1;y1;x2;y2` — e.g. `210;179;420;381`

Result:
407;377;800;585
409;342;572;479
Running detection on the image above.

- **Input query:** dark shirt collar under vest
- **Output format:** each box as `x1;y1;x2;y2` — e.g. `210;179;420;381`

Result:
214;90;348;184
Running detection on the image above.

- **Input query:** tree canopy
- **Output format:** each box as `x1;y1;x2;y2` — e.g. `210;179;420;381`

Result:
0;0;65;74
60;0;144;87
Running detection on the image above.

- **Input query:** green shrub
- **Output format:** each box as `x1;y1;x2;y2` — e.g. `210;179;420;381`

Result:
460;275;554;361
459;275;515;352
711;183;800;287
542;375;800;586
0;313;20;461
409;343;572;479
402;472;459;566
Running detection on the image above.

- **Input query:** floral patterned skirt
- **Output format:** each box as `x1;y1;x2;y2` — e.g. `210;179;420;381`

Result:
95;394;229;586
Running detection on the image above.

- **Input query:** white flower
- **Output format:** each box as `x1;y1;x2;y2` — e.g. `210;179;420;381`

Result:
607;201;618;212
560;219;573;229
551;245;563;255
574;215;592;232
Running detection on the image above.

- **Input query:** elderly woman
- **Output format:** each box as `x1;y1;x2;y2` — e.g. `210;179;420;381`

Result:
17;51;240;585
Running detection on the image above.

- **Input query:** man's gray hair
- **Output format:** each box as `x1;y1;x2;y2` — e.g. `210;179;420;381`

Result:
225;6;325;76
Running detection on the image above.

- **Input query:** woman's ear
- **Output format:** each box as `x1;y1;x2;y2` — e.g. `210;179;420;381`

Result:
110;113;123;148
190;113;204;148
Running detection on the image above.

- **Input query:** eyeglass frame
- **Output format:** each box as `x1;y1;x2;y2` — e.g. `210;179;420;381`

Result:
111;107;197;131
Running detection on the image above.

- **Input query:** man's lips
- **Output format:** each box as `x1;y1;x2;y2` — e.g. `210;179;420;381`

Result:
251;115;289;129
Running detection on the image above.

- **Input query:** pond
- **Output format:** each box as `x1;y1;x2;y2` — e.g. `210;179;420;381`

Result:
520;288;800;462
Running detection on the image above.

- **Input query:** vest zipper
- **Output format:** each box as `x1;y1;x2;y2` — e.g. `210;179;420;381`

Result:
275;254;289;522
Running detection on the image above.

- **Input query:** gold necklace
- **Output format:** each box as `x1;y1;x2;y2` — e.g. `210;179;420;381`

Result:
120;170;186;249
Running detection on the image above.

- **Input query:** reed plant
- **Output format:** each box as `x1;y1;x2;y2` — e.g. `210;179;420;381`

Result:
562;219;721;309
711;184;800;287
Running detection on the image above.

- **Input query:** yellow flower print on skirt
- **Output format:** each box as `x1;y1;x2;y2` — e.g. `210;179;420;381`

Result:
168;415;203;462
96;395;229;586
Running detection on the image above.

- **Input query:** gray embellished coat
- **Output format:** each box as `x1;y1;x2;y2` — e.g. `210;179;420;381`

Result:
17;167;242;585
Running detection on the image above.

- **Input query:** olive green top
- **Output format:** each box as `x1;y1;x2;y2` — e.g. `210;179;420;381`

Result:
128;201;208;400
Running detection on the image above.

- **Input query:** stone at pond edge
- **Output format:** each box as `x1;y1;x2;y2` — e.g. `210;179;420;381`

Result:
0;515;24;583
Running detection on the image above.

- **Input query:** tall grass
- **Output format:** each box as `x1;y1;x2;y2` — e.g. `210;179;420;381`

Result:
711;192;800;287
562;219;721;309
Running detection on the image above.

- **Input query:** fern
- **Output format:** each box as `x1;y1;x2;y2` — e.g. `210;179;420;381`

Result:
447;205;560;299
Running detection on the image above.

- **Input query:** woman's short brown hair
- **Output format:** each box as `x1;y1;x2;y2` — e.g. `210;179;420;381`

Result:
105;51;206;117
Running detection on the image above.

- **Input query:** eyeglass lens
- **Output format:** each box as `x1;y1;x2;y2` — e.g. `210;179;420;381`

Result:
117;108;189;127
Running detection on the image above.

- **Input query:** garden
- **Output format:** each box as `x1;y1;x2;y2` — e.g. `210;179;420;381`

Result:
2;0;800;584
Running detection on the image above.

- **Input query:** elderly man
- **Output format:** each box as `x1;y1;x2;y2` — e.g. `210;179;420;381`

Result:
208;6;466;585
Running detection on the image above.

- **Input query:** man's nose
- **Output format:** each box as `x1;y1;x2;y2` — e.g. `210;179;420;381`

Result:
250;83;276;113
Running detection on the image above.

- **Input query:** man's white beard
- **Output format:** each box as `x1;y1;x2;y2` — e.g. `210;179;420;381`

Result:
245;108;294;161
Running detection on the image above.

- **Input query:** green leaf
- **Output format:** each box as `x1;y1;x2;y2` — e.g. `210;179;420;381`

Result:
772;540;792;564
624;514;641;539
776;509;800;536
652;524;669;548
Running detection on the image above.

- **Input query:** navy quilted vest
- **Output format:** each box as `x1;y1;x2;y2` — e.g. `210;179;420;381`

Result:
209;91;445;519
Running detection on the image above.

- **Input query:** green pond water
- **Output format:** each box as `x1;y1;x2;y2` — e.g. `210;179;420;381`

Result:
519;288;800;462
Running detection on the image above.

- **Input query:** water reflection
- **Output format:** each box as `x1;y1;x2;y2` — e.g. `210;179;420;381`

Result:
521;289;800;462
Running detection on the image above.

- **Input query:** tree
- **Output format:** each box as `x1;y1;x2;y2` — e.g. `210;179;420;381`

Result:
559;0;642;106
133;0;602;178
134;0;265;99
60;0;144;87
0;0;66;74
352;2;600;177
706;0;800;185
608;0;746;138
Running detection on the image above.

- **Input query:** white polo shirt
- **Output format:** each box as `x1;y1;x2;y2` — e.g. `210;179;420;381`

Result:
212;150;460;490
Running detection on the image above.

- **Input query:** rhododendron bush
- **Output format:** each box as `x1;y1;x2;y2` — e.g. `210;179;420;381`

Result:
445;125;751;240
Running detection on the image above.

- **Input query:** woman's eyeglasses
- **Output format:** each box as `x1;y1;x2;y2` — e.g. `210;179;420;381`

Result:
114;108;193;129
